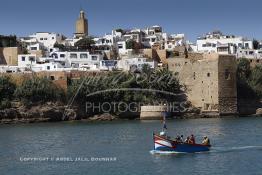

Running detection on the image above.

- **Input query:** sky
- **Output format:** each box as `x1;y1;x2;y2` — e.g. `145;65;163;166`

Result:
0;0;261;41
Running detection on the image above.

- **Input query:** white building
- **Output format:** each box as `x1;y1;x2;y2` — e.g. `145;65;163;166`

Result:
196;31;253;54
18;54;37;68
165;34;186;51
18;50;104;72
100;60;118;71
49;51;103;70
0;66;26;73
117;41;128;56
141;25;168;48
27;43;45;52
31;62;65;72
236;49;262;59
117;57;157;71
20;32;63;51
93;26;171;53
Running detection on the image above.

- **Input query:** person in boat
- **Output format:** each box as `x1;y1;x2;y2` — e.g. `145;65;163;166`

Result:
180;135;184;143
175;135;183;143
202;136;210;145
184;136;190;143
188;134;196;144
160;131;167;137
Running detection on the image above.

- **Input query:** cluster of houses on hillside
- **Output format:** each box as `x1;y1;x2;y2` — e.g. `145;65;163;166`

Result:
0;10;262;74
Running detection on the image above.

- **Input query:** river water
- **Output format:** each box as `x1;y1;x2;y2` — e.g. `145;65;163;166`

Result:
0;117;262;175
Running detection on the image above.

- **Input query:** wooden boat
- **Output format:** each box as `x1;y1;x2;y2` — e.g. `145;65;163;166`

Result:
153;133;211;153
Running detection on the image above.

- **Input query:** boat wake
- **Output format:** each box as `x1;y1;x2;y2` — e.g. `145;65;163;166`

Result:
150;150;187;155
150;146;262;155
210;146;262;153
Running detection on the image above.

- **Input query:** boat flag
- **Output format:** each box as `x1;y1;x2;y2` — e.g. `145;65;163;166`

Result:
162;111;167;130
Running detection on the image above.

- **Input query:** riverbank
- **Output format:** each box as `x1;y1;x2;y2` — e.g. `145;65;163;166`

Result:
1;108;261;124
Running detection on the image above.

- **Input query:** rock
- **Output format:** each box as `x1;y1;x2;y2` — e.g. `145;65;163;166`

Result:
63;108;77;121
0;102;70;124
0;108;18;119
89;113;116;121
256;108;262;116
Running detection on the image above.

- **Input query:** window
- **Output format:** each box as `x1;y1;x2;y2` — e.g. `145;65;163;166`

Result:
80;53;88;59
60;54;65;58
245;43;249;48
193;72;196;80
30;47;37;51
118;44;123;49
149;31;155;35
256;60;260;63
91;56;97;61
225;69;231;80
40;38;43;40
207;73;210;77
70;53;77;59
44;38;47;40
50;76;55;80
52;53;58;59
47;66;50;70
52;37;55;40
21;57;26;61
29;57;35;62
218;47;228;52
202;44;206;47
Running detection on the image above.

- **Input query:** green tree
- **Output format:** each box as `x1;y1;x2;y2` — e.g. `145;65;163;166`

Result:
0;76;16;100
0;35;17;47
0;76;16;109
126;40;143;50
74;37;95;51
237;58;262;99
237;58;251;80
54;42;66;51
115;29;124;34
68;69;184;115
248;65;262;97
253;39;259;50
15;77;64;104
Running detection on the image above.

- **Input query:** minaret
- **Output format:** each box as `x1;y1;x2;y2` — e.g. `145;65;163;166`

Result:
75;10;88;38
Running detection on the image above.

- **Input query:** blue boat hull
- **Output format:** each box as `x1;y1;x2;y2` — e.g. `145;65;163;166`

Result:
154;134;211;153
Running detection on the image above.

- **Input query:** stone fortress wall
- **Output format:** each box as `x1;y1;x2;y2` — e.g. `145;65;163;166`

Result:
168;53;238;116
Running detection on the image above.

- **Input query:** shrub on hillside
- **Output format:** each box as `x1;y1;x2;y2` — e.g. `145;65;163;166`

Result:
14;77;65;105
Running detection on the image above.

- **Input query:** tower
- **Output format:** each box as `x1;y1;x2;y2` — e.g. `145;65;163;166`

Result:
75;10;88;38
